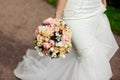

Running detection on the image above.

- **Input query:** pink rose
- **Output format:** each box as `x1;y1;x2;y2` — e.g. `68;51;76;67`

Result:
49;40;55;46
43;42;51;49
38;25;41;31
43;18;54;24
43;18;60;27
46;24;51;27
50;27;55;32
62;30;67;36
61;35;69;43
53;19;60;26
44;49;50;55
35;29;39;36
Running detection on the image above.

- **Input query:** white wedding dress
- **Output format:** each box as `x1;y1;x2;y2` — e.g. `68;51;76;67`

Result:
13;0;119;80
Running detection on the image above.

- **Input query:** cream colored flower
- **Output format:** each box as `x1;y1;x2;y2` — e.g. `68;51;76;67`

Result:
59;47;66;54
56;41;64;46
37;35;43;40
59;53;66;58
37;41;42;46
41;28;51;37
44;37;50;42
36;35;43;45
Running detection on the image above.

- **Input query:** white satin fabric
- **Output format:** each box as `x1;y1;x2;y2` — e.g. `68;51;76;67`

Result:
63;0;106;19
13;0;119;80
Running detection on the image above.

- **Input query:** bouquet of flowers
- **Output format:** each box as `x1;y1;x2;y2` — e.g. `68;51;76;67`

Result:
34;18;72;59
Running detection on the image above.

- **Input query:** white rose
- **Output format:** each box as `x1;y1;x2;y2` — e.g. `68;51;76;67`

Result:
56;41;63;46
59;54;66;58
49;47;54;51
51;52;57;57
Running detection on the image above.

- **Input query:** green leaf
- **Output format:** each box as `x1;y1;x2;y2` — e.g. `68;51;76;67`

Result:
33;40;38;45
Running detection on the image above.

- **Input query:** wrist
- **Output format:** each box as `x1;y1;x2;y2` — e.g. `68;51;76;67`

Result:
54;10;63;19
54;14;61;19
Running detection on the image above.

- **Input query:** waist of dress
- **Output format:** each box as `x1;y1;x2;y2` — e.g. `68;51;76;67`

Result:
62;2;106;20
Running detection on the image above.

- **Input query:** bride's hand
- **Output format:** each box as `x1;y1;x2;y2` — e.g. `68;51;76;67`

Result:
54;0;67;19
54;11;62;19
102;0;107;8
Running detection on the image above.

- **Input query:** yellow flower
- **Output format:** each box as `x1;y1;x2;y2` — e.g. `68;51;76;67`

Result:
59;47;65;51
65;29;72;39
37;35;43;43
41;28;51;37
37;41;42;46
54;47;59;51
37;35;43;40
54;49;59;53
44;37;50;42
59;47;66;54
60;25;65;30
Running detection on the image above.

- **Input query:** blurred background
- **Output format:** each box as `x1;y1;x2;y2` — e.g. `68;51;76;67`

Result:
0;0;120;80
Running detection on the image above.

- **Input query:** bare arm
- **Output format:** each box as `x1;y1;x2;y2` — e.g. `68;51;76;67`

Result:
54;0;67;19
102;0;107;7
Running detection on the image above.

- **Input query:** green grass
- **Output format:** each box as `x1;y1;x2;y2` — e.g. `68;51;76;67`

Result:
47;0;120;35
46;0;56;6
105;7;120;35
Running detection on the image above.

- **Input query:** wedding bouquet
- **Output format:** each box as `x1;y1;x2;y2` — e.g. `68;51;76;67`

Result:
34;18;72;59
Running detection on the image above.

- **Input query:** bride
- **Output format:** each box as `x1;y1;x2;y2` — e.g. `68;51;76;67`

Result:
13;0;119;80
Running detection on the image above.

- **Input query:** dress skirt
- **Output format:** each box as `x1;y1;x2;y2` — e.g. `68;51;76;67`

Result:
13;0;119;79
13;12;119;80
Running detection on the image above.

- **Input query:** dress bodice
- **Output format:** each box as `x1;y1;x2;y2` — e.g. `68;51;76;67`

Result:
62;0;106;19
